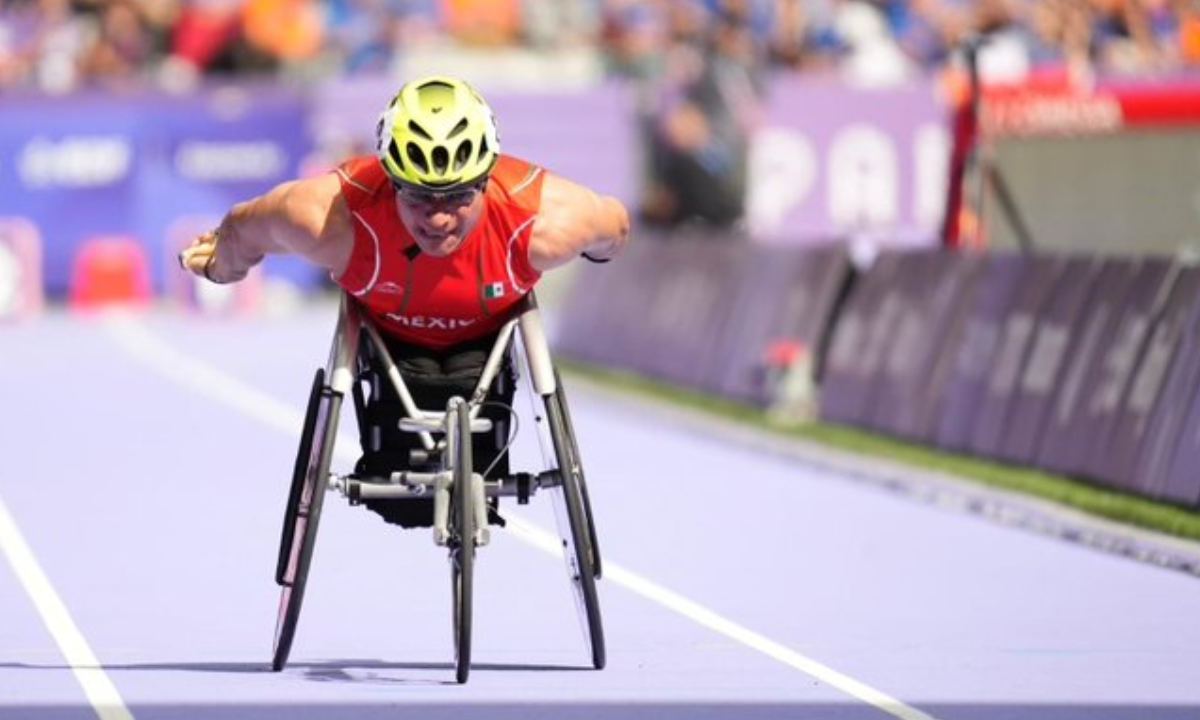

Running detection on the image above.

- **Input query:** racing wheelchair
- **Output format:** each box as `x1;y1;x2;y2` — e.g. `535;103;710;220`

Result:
271;293;604;684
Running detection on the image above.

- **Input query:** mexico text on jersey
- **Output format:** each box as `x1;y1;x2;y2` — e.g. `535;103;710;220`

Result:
333;154;545;350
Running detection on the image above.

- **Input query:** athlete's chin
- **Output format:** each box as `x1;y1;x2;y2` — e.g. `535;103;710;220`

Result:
415;234;462;256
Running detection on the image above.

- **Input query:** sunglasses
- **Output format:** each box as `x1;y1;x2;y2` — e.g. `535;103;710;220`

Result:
393;179;487;206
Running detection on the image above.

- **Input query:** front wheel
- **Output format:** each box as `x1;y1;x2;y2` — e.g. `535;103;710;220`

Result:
450;400;475;684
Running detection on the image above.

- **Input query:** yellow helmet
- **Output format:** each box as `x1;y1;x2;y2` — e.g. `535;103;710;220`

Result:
376;76;500;189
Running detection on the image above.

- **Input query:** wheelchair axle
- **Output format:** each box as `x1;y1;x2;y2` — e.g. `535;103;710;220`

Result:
327;469;562;547
331;469;562;503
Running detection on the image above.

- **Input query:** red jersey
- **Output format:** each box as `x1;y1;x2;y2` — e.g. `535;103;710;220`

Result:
333;154;545;350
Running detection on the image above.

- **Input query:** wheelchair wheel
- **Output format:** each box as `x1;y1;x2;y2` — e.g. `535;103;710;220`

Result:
545;390;606;670
272;369;342;672
450;399;475;684
553;369;602;580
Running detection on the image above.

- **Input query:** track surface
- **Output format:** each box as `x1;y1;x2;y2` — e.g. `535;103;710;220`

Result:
2;305;1198;719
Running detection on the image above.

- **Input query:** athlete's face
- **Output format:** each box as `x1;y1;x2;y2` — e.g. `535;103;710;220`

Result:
394;181;487;257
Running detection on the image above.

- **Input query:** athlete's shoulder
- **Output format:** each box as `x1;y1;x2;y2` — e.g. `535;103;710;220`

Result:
333;156;391;207
487;155;545;214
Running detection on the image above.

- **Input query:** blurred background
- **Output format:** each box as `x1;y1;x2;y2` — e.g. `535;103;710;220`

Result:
3;0;1200;509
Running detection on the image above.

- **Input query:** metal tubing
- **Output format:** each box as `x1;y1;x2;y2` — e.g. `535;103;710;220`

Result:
354;483;429;500
338;469;559;500
433;472;451;546
326;295;363;395
360;319;437;451
469;317;520;418
472;473;489;546
400;416;493;434
517;297;556;396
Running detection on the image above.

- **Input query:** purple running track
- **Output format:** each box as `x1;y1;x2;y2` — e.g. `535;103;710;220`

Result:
1;305;1198;720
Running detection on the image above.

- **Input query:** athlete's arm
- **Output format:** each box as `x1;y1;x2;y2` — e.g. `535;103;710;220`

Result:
528;172;631;272
179;172;353;283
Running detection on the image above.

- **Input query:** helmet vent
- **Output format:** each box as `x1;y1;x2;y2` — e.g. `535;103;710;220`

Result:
387;139;405;172
431;146;450;175
406;143;428;173
478;136;489;162
407;121;433;141
454;140;473;171
448;117;469;139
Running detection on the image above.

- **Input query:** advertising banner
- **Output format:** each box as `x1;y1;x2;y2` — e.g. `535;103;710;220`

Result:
748;78;948;245
868;250;969;437
967;256;1068;458
1101;266;1200;491
0;86;314;295
818;252;903;426
636;239;751;391
712;243;849;405
1035;260;1141;475
862;250;935;432
556;235;756;395
931;253;1029;453
1162;377;1200;507
908;254;987;443
1077;259;1177;486
555;235;661;369
998;256;1102;464
1135;276;1200;499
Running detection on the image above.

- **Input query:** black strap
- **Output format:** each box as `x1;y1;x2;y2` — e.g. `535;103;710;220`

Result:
581;252;611;264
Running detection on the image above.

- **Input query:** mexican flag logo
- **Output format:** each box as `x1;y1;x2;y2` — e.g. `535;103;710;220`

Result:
484;282;505;299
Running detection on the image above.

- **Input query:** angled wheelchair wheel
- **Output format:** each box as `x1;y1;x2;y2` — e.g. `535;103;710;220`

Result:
272;369;342;672
553;369;602;580
545;390;606;670
450;400;475;685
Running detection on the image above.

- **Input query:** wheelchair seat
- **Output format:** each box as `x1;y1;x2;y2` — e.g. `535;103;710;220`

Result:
351;330;516;528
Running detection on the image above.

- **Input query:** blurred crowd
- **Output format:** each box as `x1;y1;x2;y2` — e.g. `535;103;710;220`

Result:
1;0;1199;93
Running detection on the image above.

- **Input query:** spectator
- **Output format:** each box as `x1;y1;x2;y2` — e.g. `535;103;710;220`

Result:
1181;0;1200;65
2;0;1200;92
78;0;155;85
241;0;324;65
1088;0;1163;73
441;0;521;46
23;0;93;92
834;0;917;86
640;0;764;229
169;0;244;74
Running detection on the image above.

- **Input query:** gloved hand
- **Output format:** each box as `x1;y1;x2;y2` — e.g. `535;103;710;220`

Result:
178;228;224;282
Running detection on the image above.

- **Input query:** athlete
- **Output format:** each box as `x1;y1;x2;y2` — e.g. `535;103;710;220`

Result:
179;76;630;526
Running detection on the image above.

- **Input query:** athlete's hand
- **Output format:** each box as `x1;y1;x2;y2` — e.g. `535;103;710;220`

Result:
178;229;220;282
179;229;248;284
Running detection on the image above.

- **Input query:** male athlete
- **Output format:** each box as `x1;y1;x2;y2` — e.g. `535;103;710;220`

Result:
180;76;630;526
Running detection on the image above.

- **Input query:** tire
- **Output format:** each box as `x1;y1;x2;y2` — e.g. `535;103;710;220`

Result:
553;369;602;579
450;400;474;684
271;372;342;672
545;391;606;670
276;370;324;585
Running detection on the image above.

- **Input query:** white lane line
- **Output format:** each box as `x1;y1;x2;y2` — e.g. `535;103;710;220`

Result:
502;516;934;720
0;495;133;720
103;313;937;720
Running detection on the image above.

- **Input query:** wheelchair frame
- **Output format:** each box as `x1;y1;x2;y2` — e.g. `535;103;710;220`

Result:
270;292;605;684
